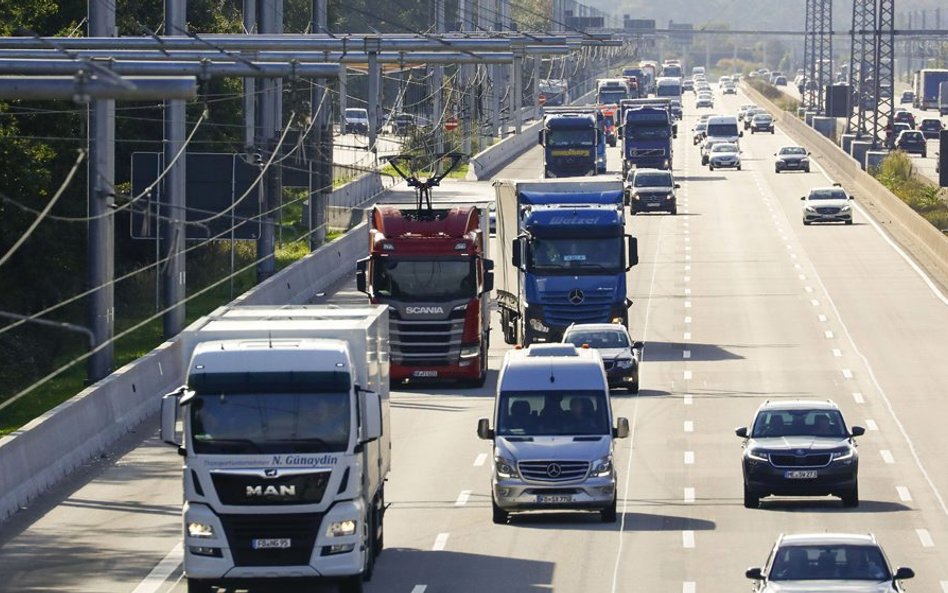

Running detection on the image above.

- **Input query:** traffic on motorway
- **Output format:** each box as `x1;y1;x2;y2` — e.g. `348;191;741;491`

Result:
6;58;948;593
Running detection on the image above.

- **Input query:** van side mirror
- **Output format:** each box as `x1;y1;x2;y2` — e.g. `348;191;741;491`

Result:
360;389;383;443
745;568;763;580
477;418;494;440
739;130;744;137
626;235;639;270
355;258;369;295
614;417;630;439
674;183;681;189
894;568;914;582
850;426;865;437
800;196;806;201
632;341;644;351
735;426;748;438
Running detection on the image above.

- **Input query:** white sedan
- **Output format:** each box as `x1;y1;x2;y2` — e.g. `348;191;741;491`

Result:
707;143;741;170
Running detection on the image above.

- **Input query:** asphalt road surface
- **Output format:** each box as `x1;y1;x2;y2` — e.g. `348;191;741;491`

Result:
3;88;948;593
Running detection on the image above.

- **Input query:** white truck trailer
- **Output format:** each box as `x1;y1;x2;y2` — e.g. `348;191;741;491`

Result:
161;305;390;593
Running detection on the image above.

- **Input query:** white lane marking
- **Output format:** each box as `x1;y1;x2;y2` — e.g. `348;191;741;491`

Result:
684;370;693;380
842;369;853;379
818;314;828;322
811;299;820;306
683;350;691;359
916;528;935;548
130;543;183;593
897;486;912;502
474;453;487;467
805;286;814;293
684;276;691;282
683;582;696;593
682;530;695;548
432;533;450;551
684;393;693;406
790;253;798;259
684;316;692;323
685;265;691;271
799;274;807;280
940;582;948;593
684;332;692;340
685;255;691;261
684;487;695;503
411;587;428;593
832;349;842;357
455;490;471;506
684;420;694;433
685;245;692;251
794;263;802;270
825;330;835;339
852;392;865;404
684;301;692;309
684;451;695;464
866;419;879;431
881;450;895;464
611;214;664;593
684;237;691;242
684;288;692;295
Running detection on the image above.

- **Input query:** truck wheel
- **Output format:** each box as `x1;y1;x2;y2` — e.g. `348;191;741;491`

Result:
492;495;509;524
374;489;385;555
601;496;618;523
743;484;760;509
186;580;214;593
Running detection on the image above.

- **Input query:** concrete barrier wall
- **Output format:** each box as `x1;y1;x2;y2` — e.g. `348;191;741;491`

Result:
743;83;948;286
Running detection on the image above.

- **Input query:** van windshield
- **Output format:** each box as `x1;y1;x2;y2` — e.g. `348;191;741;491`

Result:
707;122;739;136
497;390;610;436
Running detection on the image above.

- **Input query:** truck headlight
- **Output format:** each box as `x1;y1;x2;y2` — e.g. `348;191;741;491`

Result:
830;447;855;461
460;344;480;358
746;448;769;462
591;455;614;477
326;519;358;537
529;318;549;333
187;521;215;538
615;358;634;369
495;456;520;479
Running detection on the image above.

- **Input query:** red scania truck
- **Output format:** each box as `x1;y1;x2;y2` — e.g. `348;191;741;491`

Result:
356;204;493;386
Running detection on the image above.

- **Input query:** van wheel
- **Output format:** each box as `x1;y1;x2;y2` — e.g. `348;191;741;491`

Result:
340;575;364;593
601;496;618;522
492;496;509;524
629;379;640;394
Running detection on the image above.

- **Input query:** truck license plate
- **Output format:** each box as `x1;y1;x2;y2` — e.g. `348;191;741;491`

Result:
785;470;818;479
252;538;291;549
413;370;438;378
536;495;573;504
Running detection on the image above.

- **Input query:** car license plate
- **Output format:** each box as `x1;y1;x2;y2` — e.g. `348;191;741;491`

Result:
785;470;818;479
252;538;291;549
413;370;438;378
536;495;572;504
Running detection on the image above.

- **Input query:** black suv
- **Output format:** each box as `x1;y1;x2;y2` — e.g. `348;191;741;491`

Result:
919;118;944;140
737;400;864;508
895;130;927;157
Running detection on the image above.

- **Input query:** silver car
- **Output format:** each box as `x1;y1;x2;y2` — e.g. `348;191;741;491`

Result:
708;142;742;170
802;185;854;225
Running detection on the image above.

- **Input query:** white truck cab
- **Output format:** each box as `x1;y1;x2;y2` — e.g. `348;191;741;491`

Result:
477;343;630;523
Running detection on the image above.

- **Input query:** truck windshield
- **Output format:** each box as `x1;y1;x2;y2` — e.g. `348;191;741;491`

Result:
547;129;595;147
626;123;670;139
373;258;476;301
528;237;623;272
598;90;627;105
190;392;351;454
497;390;610;436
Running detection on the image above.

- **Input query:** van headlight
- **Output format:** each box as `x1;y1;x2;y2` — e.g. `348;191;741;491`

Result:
495;456;520;479
591;455;614;477
188;522;215;538
326;519;358;537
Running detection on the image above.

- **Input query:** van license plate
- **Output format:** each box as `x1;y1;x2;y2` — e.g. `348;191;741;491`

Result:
536;495;572;504
785;470;818;479
252;538;291;549
413;370;438;378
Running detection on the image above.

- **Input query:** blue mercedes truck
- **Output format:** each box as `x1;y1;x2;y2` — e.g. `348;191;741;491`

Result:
538;110;603;177
494;180;638;345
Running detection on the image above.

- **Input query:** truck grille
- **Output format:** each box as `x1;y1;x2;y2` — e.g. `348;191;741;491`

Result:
769;454;831;468
629;148;666;157
539;289;614;327
219;513;320;566
212;472;330;506
390;317;465;364
519;460;590;482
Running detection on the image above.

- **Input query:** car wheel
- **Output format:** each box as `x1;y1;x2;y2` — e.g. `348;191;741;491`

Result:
737;164;742;171
841;485;859;508
803;219;811;226
601;496;618;523
805;166;811;173
670;208;677;216
492;495;509;524
775;167;780;173
743;484;760;509
708;165;714;171
845;219;853;225
922;152;927;158
340;575;365;593
771;129;775;134
751;129;756;134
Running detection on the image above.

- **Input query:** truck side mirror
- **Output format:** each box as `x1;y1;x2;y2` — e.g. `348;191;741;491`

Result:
160;388;186;448
360;389;383;443
625;235;639;270
614;417;630;439
355;258;369;295
512;237;523;269
538;130;544;146
477;418;494;440
482;270;495;295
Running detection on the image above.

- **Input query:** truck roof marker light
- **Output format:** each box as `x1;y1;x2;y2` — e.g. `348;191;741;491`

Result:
612;317;623;324
515;345;523;350
336;362;345;368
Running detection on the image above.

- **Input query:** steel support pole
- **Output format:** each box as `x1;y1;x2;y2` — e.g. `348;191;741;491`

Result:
86;0;115;382
432;0;445;156
243;0;256;149
338;65;347;131
459;0;472;155
513;46;524;133
310;0;329;249
366;44;380;157
257;0;282;281
162;0;187;338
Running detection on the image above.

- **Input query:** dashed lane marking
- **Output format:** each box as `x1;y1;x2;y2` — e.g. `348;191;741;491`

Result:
432;533;449;551
682;531;695;548
881;450;895;464
684;487;695;503
852;392;864;404
684;451;695;464
866;419;878;431
455;490;471;506
917;529;935;548
474;453;487;466
684;420;694;433
897;486;912;502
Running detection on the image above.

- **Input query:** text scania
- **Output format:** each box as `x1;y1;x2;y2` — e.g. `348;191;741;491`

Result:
404;306;445;315
247;484;297;497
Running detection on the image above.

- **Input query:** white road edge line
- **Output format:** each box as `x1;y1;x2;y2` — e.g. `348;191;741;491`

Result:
432;533;450;551
474;453;487;467
455;490;471;506
131;543;183;593
684;487;695;503
411;586;428;593
940;581;948;593
916;528;935;548
684;451;695;464
683;582;696;593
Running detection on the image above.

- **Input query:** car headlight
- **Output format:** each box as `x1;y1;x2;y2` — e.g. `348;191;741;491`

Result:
831;447;855;461
840;205;851;212
591;455;614;477
495;456;519;479
746;448;769;462
665;193;674;201
188;522;215;538
460;344;480;358
615;358;634;369
326;519;358;538
800;157;809;163
804;205;817;212
529;318;549;333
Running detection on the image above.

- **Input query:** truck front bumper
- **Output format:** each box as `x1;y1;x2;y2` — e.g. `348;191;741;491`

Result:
493;476;616;511
391;357;482;382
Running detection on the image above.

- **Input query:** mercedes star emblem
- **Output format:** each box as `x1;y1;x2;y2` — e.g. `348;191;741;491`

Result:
546;463;562;478
568;289;584;305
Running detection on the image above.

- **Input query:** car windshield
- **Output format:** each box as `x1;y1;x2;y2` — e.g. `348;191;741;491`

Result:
921;120;941;129
900;132;923;141
188;371;352;454
373;257;476;301
780;147;806;155
754;115;773;121
528;237;623;273
712;144;738;153
695;123;707;131
808;189;847;201
548;129;596;147
751;409;848;438
345;109;366;119
634;172;673;187
769;545;891;581
564;329;630;349
496;390;610;436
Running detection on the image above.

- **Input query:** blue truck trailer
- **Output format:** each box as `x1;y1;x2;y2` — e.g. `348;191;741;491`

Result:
494;180;638;345
539;108;605;176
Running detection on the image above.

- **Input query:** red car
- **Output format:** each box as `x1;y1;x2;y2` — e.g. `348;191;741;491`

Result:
891;110;916;129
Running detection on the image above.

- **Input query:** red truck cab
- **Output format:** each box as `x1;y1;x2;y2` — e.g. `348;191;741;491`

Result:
600;104;618;147
356;205;493;386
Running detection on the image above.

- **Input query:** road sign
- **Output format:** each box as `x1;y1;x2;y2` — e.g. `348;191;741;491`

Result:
445;116;459;131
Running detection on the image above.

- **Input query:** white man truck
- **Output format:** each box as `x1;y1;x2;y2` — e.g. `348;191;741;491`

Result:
161;305;390;593
477;343;630;523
